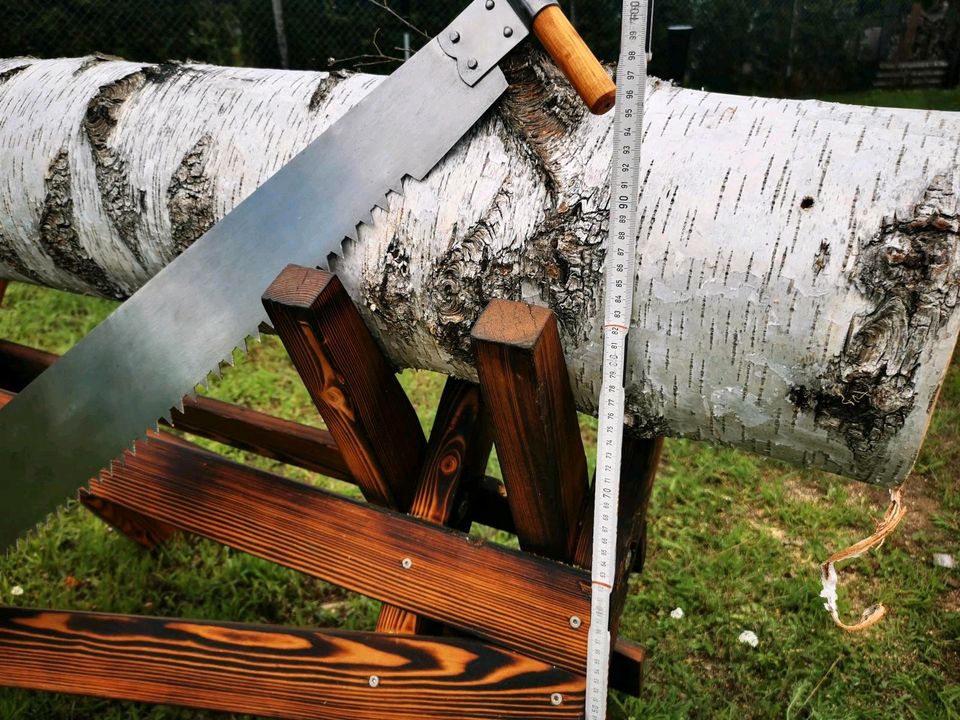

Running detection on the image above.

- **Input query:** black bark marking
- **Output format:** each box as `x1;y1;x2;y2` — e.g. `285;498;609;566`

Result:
419;196;605;365
83;70;149;265
0;64;28;85
812;240;831;277
499;49;587;197
308;71;348;112
792;175;959;477
73;53;123;76
37;150;124;298
367;234;418;348
426;219;495;361
0;230;43;284
167;134;216;255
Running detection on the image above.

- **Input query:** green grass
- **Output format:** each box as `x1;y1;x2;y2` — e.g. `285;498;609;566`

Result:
815;87;960;111
1;281;957;720
2;86;960;719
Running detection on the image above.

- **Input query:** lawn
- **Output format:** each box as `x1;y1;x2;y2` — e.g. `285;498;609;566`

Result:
1;88;959;719
816;87;960;111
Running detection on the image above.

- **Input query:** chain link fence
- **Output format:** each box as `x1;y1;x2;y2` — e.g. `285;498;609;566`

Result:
1;1;958;97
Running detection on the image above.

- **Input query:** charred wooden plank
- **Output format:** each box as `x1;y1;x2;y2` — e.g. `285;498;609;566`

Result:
92;437;591;673
263;265;426;511
77;488;177;549
609;637;646;698
472;300;589;561
0;607;585;720
376;378;493;634
170;395;350;480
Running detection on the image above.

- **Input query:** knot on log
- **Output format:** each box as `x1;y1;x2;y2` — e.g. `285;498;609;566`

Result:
795;175;960;477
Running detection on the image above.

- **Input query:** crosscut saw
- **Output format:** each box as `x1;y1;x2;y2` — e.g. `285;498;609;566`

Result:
0;0;614;547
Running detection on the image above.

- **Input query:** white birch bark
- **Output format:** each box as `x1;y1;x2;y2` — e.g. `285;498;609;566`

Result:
1;55;958;487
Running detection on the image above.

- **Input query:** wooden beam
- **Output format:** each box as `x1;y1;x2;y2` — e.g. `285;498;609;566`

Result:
472;300;589;561
609;637;646;699
573;435;664;639
263;266;425;511
0;345;514;532
91;437;592;674
77;488;177;549
0;608;585;720
0;339;53;392
169;394;350;479
376;378;493;634
0;280;7;306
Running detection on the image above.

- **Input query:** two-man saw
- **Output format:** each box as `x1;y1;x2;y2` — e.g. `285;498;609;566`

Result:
0;0;615;548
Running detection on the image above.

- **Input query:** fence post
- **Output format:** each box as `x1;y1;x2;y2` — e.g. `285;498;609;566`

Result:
272;0;290;69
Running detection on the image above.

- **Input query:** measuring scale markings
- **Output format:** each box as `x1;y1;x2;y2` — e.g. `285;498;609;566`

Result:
584;1;649;718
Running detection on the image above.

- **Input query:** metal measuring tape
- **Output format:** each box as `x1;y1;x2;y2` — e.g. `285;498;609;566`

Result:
584;2;650;718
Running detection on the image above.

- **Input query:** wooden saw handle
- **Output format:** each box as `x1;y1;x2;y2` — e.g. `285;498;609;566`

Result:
533;5;616;115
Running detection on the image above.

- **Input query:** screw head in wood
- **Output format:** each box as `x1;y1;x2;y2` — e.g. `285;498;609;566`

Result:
551;693;563;706
369;675;380;688
449;30;461;44
569;615;582;629
401;557;413;570
467;58;479;70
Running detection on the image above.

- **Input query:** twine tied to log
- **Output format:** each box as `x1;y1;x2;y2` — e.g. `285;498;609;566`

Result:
819;487;906;632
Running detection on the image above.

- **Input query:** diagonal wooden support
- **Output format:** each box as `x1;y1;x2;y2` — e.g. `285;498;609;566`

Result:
472;299;589;561
262;265;426;511
376;377;493;634
0;608;585;720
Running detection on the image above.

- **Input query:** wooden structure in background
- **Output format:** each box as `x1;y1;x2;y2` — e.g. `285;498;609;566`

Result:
0;268;662;718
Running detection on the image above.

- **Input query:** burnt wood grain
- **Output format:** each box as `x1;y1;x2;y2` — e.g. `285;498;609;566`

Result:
263;266;425;511
0;607;585;720
77;488;177;549
376;378;493;635
92;437;592;673
472;300;589;561
0;344;515;531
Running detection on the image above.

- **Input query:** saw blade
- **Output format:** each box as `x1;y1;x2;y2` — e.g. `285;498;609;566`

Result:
0;38;509;548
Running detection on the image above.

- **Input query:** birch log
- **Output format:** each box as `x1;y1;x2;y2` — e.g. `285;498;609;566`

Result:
0;54;958;487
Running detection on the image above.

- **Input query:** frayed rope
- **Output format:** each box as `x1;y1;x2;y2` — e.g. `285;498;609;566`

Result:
819;486;906;632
